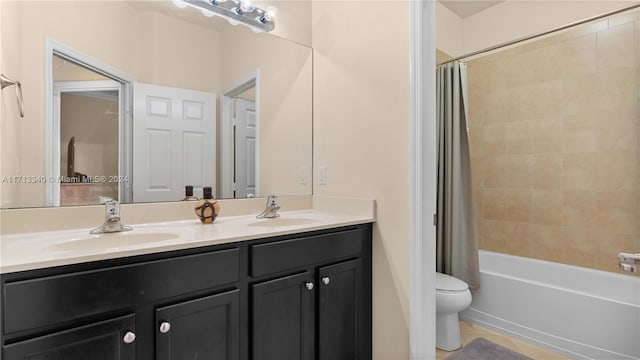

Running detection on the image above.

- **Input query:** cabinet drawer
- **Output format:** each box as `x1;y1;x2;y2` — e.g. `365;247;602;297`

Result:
3;248;239;335
250;229;361;277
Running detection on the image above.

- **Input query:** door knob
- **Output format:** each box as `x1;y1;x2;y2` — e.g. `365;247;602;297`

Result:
321;277;330;285
159;321;171;334
305;282;314;290
123;331;136;344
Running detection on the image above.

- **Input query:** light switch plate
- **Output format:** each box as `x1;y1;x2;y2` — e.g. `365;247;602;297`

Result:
319;166;327;185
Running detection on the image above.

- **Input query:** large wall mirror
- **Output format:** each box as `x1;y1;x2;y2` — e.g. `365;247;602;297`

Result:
0;0;312;209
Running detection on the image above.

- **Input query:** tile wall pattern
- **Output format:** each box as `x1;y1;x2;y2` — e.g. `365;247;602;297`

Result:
466;10;640;275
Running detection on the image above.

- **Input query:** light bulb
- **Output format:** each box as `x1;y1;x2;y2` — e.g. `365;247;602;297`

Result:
256;14;270;23
239;0;255;13
201;9;215;17
266;6;277;19
172;0;188;8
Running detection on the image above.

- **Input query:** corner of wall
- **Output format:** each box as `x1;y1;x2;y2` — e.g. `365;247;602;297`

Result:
435;1;464;58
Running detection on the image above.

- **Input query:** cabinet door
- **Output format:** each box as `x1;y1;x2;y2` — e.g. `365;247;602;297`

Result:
318;259;362;360
156;289;239;360
251;272;314;360
3;314;135;360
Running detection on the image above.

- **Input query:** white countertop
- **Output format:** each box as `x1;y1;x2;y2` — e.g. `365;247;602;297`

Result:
0;209;374;274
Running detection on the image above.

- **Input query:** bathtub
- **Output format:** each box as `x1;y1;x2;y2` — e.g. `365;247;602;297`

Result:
460;250;640;360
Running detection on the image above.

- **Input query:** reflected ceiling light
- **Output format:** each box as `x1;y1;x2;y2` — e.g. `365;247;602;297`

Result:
266;6;277;19
176;0;275;32
239;1;256;13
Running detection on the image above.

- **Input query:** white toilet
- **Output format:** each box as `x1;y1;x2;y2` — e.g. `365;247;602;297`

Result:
435;272;472;351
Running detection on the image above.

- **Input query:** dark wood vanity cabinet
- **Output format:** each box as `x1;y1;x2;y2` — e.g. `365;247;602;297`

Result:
3;314;136;360
318;259;362;360
251;260;364;360
252;272;315;360
0;223;372;360
249;227;371;360
156;290;240;360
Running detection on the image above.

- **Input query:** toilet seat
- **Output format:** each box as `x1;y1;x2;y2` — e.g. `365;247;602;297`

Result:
436;272;469;292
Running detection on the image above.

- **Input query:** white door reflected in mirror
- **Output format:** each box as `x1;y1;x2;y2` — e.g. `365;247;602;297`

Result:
234;97;257;199
132;83;216;203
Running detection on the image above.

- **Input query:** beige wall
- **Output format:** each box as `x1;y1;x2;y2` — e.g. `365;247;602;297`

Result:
148;11;222;92
312;1;411;358
467;10;640;276
53;56;109;81
437;0;638;57
220;25;313;197
256;0;312;47
462;0;637;55
436;49;451;65
436;1;464;58
0;1;19;208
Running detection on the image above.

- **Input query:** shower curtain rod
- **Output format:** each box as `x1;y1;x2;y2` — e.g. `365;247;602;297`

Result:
437;2;640;66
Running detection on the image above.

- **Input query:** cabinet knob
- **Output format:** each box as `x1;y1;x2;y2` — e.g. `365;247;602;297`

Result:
123;331;136;344
322;277;330;285
305;282;314;290
159;321;171;334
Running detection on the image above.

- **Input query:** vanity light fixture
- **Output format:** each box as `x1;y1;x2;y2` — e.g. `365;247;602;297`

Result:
174;0;275;33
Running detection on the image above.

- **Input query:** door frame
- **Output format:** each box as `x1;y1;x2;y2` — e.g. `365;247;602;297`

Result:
45;38;135;206
220;70;260;199
409;1;437;359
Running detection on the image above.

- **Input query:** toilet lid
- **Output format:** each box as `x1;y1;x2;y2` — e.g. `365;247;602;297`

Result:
436;273;469;292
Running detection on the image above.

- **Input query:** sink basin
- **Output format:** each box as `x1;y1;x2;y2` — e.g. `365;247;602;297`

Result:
49;232;180;251
248;218;318;227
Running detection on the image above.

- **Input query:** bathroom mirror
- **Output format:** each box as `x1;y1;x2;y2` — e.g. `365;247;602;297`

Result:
0;0;312;208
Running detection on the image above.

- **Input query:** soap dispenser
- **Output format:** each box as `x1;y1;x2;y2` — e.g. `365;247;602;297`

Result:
194;186;220;224
181;185;199;201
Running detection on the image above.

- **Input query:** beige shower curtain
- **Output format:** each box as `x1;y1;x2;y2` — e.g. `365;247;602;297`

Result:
436;61;480;291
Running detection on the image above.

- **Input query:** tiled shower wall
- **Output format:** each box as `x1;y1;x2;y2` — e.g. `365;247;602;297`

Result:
466;10;640;275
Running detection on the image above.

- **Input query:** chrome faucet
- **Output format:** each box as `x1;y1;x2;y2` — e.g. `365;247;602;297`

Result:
256;195;281;219
618;252;640;273
90;197;133;234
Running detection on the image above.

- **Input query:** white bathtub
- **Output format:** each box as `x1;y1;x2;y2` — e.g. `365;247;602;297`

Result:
460;250;640;360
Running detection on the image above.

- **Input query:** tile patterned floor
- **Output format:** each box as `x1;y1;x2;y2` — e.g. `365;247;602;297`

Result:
435;321;573;360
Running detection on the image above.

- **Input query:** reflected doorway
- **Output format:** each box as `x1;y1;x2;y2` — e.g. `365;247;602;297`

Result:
220;71;260;199
52;55;127;206
234;94;257;199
